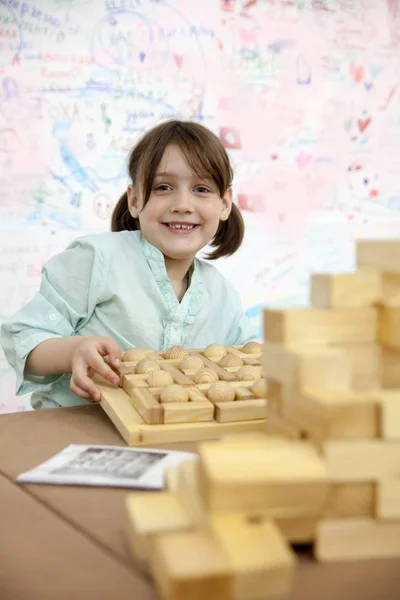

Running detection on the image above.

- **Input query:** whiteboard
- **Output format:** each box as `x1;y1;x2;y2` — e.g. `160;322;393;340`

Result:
1;0;400;412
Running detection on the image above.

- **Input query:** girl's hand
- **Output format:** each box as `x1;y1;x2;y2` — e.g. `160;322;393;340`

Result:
70;336;121;402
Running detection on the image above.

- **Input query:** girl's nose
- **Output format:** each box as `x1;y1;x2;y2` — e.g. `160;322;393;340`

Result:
170;191;193;212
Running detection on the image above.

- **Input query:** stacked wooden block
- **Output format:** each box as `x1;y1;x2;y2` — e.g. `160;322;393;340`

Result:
125;436;314;599
98;342;268;445
123;239;400;599
263;239;400;561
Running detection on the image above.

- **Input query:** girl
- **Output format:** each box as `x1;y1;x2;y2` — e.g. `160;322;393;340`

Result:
1;120;258;409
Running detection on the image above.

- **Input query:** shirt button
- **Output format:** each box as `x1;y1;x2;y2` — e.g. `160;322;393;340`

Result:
49;314;57;321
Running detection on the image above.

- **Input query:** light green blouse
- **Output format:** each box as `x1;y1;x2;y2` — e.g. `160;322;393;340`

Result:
1;231;258;409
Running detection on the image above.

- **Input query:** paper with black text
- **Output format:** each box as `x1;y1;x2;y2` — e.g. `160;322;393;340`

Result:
16;444;197;489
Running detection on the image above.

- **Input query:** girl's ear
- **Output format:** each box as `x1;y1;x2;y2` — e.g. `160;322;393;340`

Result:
220;186;233;221
127;185;140;218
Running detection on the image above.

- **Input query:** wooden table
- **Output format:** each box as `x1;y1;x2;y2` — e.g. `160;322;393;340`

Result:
1;405;399;599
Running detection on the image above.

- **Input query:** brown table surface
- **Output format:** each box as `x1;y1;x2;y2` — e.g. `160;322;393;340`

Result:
0;405;399;600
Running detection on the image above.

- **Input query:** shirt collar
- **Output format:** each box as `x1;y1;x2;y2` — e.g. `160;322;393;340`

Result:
138;230;198;287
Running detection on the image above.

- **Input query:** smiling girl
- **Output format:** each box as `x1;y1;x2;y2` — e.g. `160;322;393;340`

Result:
1;120;258;409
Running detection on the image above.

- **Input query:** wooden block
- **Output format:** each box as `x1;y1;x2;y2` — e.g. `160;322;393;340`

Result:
234;387;254;401
357;239;400;273
194;354;236;382
228;346;262;364
310;270;382;308
381;271;400;306
152;530;233;600
322;440;400;482
334;343;380;391
262;343;352;392
129;387;164;424
125;492;194;563
186;386;209;403
322;483;374;518
266;379;283;414
98;377;143;445
264;307;377;345
174;460;205;525
380;307;400;350
197;437;329;516
136;419;267;446
265;411;304;440
146;351;166;361
220;431;268;443
275;517;317;544
377;476;400;519
281;388;380;442
160;363;194;386
379;390;400;439
165;465;180;492
163;401;214;424
215;400;266;423
118;361;137;375
96;377;266;446
122;374;148;393
315;518;400;562
209;514;295;599
197;381;254;393
380;347;400;388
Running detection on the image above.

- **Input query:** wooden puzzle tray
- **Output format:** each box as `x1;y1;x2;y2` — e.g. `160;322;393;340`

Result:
97;343;267;446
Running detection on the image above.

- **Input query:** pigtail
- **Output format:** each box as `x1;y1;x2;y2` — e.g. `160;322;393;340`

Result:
111;192;140;232
204;203;244;260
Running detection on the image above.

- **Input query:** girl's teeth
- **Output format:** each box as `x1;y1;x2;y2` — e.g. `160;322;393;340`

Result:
170;224;194;230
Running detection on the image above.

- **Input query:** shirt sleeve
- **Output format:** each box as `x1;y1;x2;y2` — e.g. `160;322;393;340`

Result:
0;239;102;396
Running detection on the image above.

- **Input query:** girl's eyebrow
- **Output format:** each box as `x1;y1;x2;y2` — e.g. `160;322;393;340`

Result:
154;171;174;178
154;170;213;182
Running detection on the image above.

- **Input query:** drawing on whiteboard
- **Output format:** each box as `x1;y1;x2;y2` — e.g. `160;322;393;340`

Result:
2;0;400;412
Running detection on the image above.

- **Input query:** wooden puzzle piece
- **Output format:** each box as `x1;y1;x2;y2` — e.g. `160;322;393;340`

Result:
163;401;214;424
215;399;267;423
97;375;266;446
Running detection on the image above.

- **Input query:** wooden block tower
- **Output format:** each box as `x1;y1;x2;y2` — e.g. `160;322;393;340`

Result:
124;239;400;599
263;239;400;561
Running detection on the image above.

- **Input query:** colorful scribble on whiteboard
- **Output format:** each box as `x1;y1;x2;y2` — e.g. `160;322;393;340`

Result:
2;0;400;411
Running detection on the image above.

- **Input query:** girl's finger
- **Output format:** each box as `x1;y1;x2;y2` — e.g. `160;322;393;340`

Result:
70;379;99;402
90;355;120;386
100;340;122;369
71;368;102;401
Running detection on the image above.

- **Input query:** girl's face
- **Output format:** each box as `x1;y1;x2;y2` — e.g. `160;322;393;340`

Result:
127;144;232;264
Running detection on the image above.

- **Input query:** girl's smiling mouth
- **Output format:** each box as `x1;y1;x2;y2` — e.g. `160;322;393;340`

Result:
163;222;200;233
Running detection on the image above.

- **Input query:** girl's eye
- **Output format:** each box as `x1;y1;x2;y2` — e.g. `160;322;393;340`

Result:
194;186;210;193
154;184;171;191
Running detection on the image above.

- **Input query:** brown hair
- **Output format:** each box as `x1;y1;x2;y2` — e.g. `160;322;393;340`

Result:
111;120;244;260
